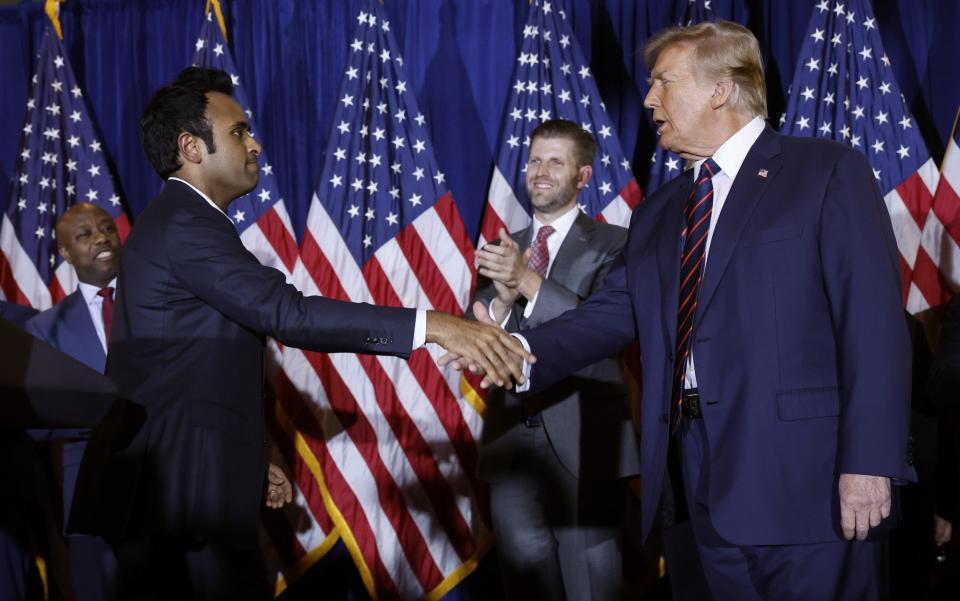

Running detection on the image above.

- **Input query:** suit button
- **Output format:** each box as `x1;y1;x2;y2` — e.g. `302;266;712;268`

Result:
667;352;674;362
660;412;669;424
906;434;914;465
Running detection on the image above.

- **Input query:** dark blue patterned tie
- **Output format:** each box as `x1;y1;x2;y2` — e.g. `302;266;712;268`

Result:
671;158;720;431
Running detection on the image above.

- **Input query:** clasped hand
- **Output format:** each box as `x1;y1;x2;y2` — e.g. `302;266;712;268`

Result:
427;306;534;389
475;228;542;319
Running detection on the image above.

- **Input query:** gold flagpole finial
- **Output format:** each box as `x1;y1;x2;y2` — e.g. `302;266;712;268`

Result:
205;0;229;42
44;0;64;40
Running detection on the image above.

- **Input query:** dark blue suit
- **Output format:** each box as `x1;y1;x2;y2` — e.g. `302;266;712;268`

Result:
0;301;39;328
26;290;105;517
0;306;42;601
521;128;914;597
27;290;105;372
26;290;116;601
78;180;417;599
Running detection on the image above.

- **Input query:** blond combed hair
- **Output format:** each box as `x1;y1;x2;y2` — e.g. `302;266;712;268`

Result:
644;20;767;118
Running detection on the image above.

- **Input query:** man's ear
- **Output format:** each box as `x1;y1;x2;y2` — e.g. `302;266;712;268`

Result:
58;244;72;266
711;79;735;109
177;131;204;165
576;164;593;189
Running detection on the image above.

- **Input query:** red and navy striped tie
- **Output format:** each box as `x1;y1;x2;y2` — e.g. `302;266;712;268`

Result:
671;158;720;432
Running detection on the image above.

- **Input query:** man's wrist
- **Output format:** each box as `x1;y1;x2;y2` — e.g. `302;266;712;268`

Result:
489;297;512;323
517;269;543;300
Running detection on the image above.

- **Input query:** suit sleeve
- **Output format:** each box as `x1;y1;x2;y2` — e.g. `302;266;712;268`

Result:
522;248;636;394
166;208;416;357
524;231;627;328
24;314;48;343
819;148;913;480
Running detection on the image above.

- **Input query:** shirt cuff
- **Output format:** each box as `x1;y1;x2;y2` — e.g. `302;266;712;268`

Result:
487;301;512;329
511;333;533;392
522;290;539;318
412;309;427;349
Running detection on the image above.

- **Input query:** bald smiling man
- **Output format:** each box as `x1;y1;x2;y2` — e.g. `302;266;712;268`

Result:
26;202;121;601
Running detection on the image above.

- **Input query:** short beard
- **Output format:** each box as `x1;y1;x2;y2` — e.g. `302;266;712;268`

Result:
526;173;578;216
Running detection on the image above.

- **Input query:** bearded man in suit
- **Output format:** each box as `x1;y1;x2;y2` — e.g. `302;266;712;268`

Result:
473;119;640;600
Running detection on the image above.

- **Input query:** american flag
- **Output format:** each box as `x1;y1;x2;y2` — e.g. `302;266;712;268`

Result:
479;0;642;247
779;0;941;313
190;5;339;588
192;8;299;280
645;0;715;196
279;1;489;599
0;25;129;309
920;107;960;306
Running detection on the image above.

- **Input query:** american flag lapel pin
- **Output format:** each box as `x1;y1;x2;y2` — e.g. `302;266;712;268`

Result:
757;169;768;178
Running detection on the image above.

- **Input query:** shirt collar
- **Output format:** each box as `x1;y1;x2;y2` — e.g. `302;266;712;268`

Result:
532;203;580;241
78;276;117;305
167;176;232;222
694;116;766;181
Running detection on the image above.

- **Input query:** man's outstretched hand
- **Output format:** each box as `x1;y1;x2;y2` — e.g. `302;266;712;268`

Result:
427;308;534;388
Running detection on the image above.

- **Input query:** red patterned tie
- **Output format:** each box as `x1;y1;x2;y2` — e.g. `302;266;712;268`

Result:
98;286;114;344
671;158;720;431
527;225;555;278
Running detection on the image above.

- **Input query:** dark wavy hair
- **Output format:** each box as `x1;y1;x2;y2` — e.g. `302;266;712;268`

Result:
139;67;234;178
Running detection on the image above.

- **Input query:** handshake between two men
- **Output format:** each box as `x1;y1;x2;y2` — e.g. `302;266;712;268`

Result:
427;226;539;389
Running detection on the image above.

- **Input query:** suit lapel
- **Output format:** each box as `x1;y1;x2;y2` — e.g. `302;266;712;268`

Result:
62;291;107;372
696;127;784;327
547;212;593;289
658;176;694;351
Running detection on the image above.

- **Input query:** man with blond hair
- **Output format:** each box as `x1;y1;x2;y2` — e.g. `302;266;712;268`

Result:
471;20;913;599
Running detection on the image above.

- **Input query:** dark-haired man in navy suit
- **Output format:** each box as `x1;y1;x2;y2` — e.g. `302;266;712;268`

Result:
27;203;118;374
26;202;121;601
78;66;530;601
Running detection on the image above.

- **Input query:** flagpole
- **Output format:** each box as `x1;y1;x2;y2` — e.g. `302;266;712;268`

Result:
205;0;228;42
44;0;63;40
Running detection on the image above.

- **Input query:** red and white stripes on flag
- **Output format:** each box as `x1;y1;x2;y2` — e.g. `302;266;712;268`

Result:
778;0;942;314
1;23;130;309
915;107;960;308
279;2;490;598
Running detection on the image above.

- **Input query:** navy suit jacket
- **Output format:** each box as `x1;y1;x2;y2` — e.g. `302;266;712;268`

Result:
84;180;417;547
0;301;38;328
26;290;105;523
26;290;105;373
522;127;915;546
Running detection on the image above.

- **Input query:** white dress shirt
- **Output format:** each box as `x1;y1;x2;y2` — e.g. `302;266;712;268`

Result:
683;116;765;389
77;276;117;354
165;177;427;348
